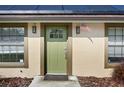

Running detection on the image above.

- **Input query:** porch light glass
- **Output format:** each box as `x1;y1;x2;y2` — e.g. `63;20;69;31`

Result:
76;26;80;34
32;25;37;33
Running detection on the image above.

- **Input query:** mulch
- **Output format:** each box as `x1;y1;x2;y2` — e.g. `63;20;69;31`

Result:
0;77;33;87
0;76;123;87
78;76;124;87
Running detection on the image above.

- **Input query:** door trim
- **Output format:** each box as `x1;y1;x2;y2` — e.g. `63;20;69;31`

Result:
40;23;72;75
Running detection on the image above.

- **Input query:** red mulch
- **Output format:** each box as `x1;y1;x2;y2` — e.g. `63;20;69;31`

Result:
78;76;124;87
0;77;32;87
0;76;123;87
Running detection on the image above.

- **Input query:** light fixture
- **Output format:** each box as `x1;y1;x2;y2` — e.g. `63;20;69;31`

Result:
76;26;80;34
32;23;37;34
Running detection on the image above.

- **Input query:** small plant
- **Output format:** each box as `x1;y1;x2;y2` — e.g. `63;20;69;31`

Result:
112;62;124;85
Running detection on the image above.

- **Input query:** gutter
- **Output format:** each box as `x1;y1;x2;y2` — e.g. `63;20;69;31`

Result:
0;15;124;21
0;10;123;15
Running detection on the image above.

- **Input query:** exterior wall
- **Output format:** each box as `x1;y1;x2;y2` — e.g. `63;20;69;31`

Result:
0;22;115;78
0;23;41;78
72;23;113;77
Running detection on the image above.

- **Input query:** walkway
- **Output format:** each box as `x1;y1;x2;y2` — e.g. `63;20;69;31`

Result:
29;76;80;87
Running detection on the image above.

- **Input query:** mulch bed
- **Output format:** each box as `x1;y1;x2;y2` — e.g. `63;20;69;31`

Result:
0;77;33;87
78;76;124;87
1;76;124;87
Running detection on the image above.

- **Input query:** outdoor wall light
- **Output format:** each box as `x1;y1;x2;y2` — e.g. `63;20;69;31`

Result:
32;23;37;34
76;26;80;34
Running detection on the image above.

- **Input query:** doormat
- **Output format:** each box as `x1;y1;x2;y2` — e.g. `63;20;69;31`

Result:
44;75;68;81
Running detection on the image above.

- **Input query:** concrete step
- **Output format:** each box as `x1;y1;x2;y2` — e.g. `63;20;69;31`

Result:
29;75;80;87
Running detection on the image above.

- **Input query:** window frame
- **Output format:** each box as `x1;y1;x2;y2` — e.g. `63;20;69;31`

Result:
46;26;67;42
0;23;28;68
105;23;124;68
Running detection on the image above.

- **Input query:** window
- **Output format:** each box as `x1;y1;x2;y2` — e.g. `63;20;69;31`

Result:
0;24;28;68
49;29;64;39
47;27;67;42
106;24;124;68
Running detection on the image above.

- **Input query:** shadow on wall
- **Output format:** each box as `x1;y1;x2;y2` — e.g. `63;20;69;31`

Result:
73;23;105;44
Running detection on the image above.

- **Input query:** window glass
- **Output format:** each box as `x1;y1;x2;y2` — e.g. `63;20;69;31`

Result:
10;46;17;62
108;36;115;45
108;28;115;35
59;34;63;38
0;46;2;62
17;36;24;42
116;27;122;35
115;47;122;57
116;36;123;45
122;47;124;57
108;47;114;57
16;28;24;36
2;28;9;35
10;28;16;35
49;29;64;39
108;27;124;63
0;27;24;63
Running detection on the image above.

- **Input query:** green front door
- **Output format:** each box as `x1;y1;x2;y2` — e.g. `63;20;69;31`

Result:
46;26;67;74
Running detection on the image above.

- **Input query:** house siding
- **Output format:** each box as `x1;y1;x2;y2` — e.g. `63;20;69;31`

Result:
72;23;113;77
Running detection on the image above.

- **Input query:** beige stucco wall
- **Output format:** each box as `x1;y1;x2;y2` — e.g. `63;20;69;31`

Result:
0;22;115;78
0;23;41;78
72;23;113;77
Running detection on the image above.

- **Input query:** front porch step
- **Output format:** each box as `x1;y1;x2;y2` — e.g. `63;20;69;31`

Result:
44;75;68;81
32;75;78;81
29;75;80;87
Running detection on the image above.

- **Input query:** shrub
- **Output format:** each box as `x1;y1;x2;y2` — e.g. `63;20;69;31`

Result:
112;62;124;85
